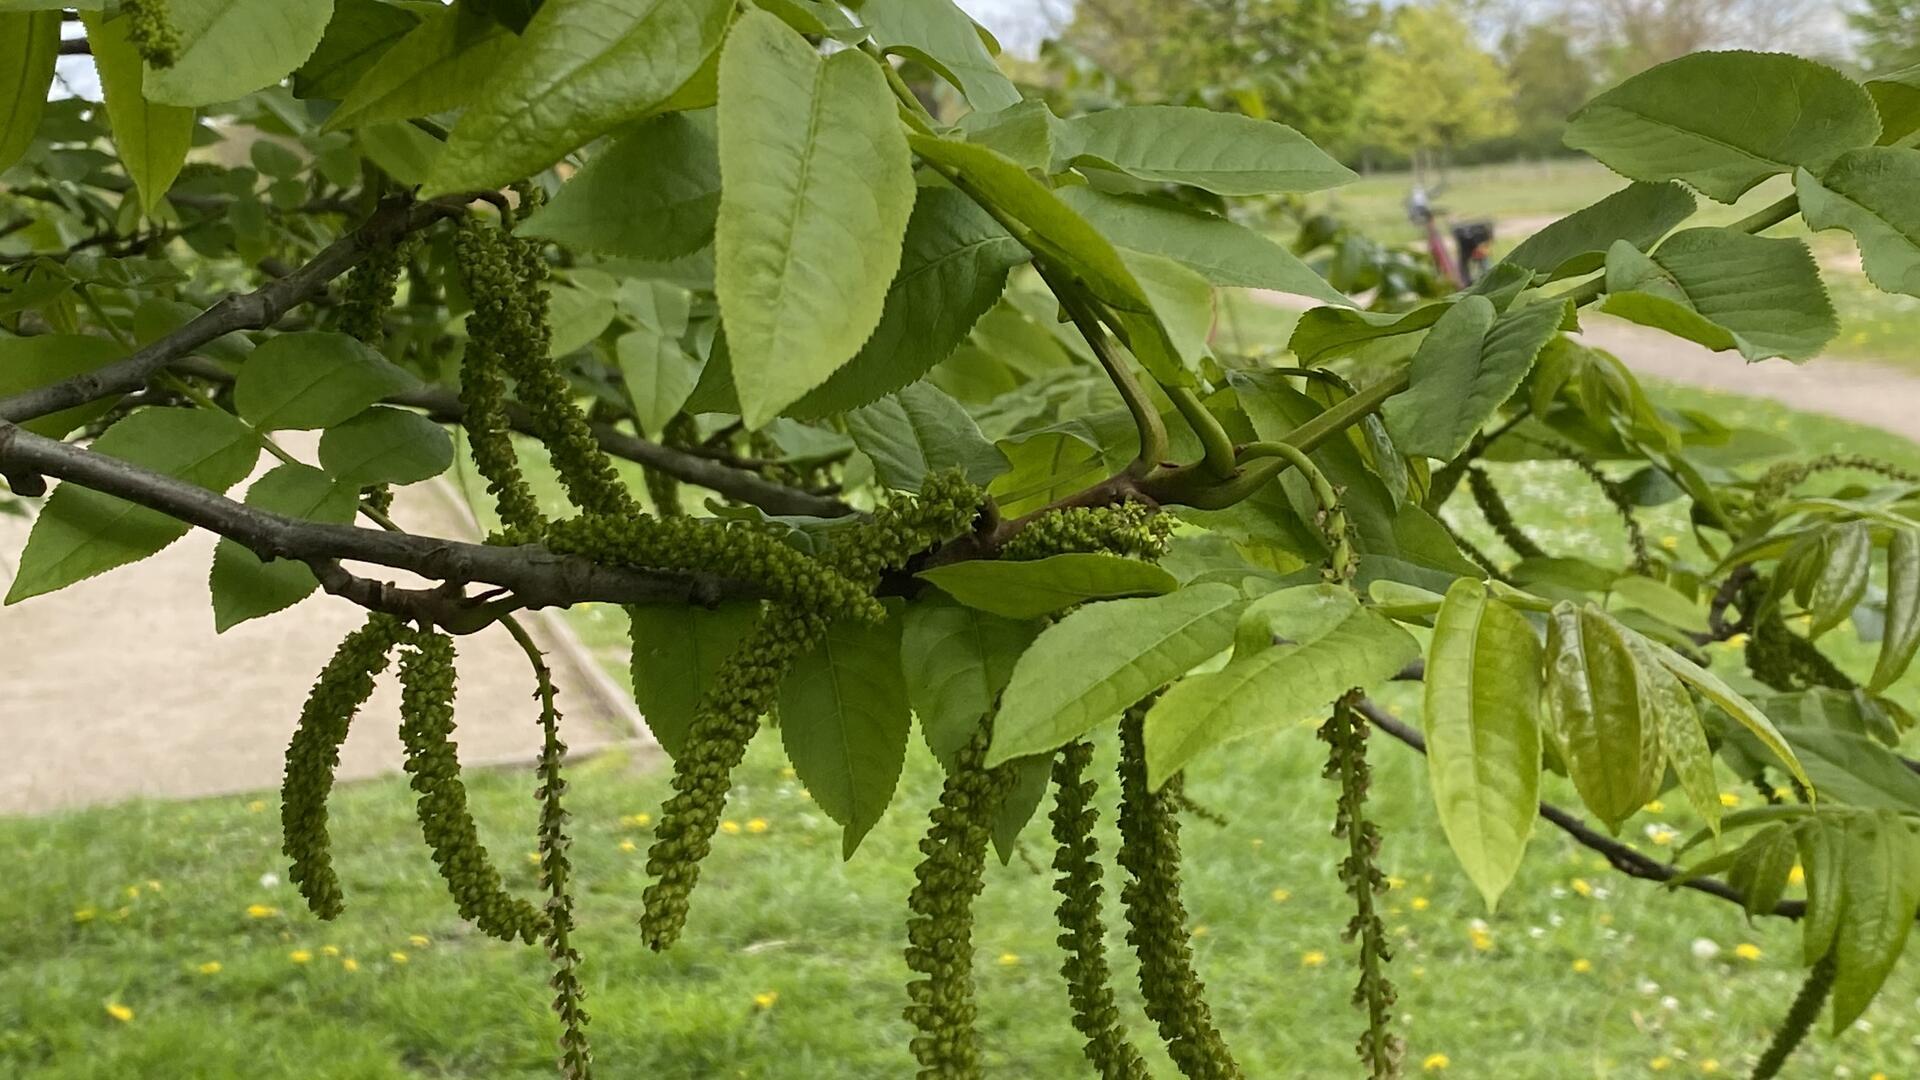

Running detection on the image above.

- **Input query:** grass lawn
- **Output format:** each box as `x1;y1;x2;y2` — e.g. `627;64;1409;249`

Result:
6;386;1920;1077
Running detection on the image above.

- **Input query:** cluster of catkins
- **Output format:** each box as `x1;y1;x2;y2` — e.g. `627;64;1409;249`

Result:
121;0;180;68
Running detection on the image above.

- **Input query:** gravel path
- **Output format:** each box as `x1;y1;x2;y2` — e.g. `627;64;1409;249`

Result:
0;450;645;817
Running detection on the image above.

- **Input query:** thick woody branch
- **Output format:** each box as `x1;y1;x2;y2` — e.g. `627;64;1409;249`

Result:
0;421;767;619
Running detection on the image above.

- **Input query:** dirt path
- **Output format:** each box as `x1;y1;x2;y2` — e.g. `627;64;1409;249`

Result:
0;448;646;817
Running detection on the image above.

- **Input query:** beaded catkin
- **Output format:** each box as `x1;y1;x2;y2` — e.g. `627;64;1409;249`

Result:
1321;691;1402;1078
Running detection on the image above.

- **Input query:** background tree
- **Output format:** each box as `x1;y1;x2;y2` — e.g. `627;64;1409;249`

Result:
1364;1;1517;170
1498;24;1598;157
1853;0;1920;74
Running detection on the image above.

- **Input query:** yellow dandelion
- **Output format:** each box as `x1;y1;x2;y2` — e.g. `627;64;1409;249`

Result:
389;951;409;965
1386;875;1407;890
105;1003;134;1023
1411;966;1427;978
753;990;780;1009
1725;633;1750;648
1301;950;1327;968
245;904;277;919
408;935;430;948
1411;897;1430;912
125;885;141;900
73;907;98;923
620;813;653;828
1422;1052;1449;1072
320;945;341;958
1650;1056;1672;1071
780;767;797;780
1870;1073;1888;1080
1192;925;1210;938
1701;1061;1720;1074
196;961;222;975
720;820;743;836
342;958;360;972
1572;958;1593;974
1659;536;1680;551
1788;864;1805;886
1734;943;1762;961
618;839;638;853
1269;888;1292;903
1718;792;1741;808
289;950;312;964
1648;826;1677;847
1469;928;1494;952
145;880;162;892
747;818;770;835
1643;799;1665;813
246;800;266;813
1570;878;1593;898
996;952;1021;967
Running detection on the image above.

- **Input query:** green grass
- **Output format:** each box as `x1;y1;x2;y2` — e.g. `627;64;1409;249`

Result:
7;387;1920;1076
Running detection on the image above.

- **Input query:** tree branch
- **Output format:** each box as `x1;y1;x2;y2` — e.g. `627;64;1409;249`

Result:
0;420;768;622
0;195;462;426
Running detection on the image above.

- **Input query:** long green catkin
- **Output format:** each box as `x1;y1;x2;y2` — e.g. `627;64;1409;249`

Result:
527;644;592;1079
122;0;181;67
1751;952;1836;1079
1466;467;1545;561
1116;705;1241;1080
1321;691;1402;1079
282;614;406;920
1051;740;1152;1079
397;628;546;944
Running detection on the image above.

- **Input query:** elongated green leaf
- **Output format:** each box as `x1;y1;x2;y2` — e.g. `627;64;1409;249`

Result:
6;409;258;603
628;601;759;757
0;12;57;174
958;98;1055;170
321;3;515;131
293;0;423;100
1055;187;1349;305
1287;302;1450;366
787;187;1024;418
715;11;916;426
1867;64;1920;146
1543;604;1662;830
1422;579;1543;909
82;12;194;214
991;753;1051;864
420;0;733;195
1809;520;1873;639
846;382;1008;494
1728;823;1799;918
517;111;720;261
354;119;440;185
863;0;1020;112
1871;528;1920;694
145;0;335;107
779;612;913;857
1383;296;1564;461
233;331;420;431
1624;628;1719;832
209;463;357;631
1564;50;1880;203
0;334;124;438
899;596;1037;766
1797;813;1847;963
1498;181;1696;283
1643;637;1812;792
615;327;701;435
1145;584;1419;786
1831;811;1920;1029
1057;106;1354;196
1601;229;1837;362
1777;727;1920;813
921;552;1177;619
317;406;453;487
1797;148;1920;299
986;583;1244;766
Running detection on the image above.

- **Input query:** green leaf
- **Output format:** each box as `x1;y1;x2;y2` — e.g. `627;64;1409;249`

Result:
921;552;1178;619
778;611;913;857
293;0;423;100
1808;520;1873;639
209;463;357;631
1564;50;1880;203
1145;584;1418;787
419;0;733;195
990;753;1052;864
1797;813;1847;963
986;583;1244;766
845;382;1008;494
1422;579;1543;909
1776;727;1920;814
1607;575;1710;635
317;406;453;487
544;282;616;358
1626;627;1719;832
1542;604;1662;830
788;187;1024;418
1056;187;1348;306
957;98;1055;170
1286;302;1450;366
714;11;916;426
0;334;124;438
1866;64;1920;146
1726;823;1799;918
1831;811;1920;1029
1497;182;1696;283
615;327;702;435
627;601;759;757
1871;528;1920;694
899;595;1037;766
145;0;336;108
1056;106;1354;197
321;3;515;131
233;331;420;431
6;409;258;603
81;12;194;214
1383;296;1564;461
862;0;1020;112
1796;148;1920;299
0;12;58;174
1642;637;1812;793
516;110;721;262
1601;229;1837;362
354;120;441;185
